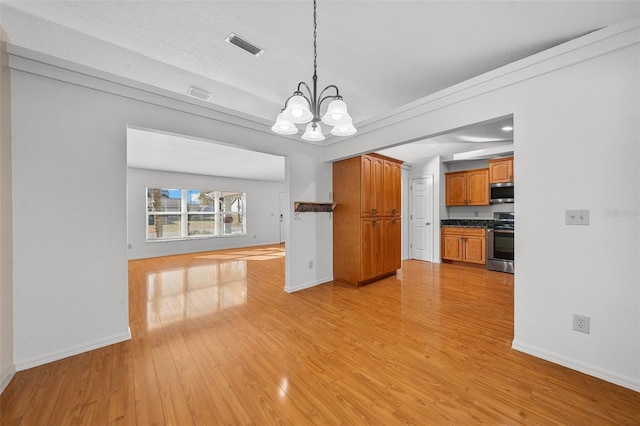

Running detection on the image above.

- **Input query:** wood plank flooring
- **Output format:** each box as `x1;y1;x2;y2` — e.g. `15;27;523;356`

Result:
2;244;639;425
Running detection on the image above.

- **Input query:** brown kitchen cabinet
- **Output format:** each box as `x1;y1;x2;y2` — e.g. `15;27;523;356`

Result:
445;168;489;206
361;154;384;217
441;227;486;265
333;154;403;286
488;157;514;183
383;217;402;272
383;160;401;216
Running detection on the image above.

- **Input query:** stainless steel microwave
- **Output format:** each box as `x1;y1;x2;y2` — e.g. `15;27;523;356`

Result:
490;182;514;204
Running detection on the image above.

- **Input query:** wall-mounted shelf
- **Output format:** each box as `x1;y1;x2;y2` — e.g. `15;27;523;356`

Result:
294;202;336;212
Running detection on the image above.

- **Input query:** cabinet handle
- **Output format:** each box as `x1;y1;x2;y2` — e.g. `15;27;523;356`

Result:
372;220;377;226
392;209;397;214
372;208;377;215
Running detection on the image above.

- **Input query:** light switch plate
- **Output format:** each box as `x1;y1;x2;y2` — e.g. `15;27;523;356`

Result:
566;209;590;225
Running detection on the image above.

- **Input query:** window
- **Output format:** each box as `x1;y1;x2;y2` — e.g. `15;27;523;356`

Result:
147;188;246;241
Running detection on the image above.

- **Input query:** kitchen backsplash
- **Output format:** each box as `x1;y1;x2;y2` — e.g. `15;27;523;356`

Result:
441;219;494;228
447;204;513;219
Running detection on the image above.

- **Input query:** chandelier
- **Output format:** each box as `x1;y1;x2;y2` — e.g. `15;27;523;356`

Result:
271;0;356;141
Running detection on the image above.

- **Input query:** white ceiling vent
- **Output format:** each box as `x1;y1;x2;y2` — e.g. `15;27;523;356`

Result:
225;33;264;57
187;86;211;101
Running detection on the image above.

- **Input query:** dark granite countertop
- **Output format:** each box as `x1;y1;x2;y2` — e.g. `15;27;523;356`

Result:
441;219;494;228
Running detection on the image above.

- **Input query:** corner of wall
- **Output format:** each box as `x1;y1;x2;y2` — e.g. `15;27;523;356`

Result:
0;24;15;395
0;363;16;394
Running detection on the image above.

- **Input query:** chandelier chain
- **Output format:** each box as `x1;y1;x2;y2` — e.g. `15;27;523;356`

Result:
313;0;317;77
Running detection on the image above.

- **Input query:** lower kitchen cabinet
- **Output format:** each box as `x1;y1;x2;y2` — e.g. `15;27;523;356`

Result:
361;218;384;281
441;227;486;265
383;217;402;273
359;217;401;284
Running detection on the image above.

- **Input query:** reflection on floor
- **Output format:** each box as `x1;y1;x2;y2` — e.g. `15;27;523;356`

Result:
142;245;285;330
196;246;285;261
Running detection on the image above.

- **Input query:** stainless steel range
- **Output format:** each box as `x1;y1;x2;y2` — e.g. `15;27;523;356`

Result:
487;212;514;273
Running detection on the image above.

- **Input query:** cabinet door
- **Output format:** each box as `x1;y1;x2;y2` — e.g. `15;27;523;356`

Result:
462;235;486;264
361;218;374;280
383;217;401;273
361;155;384;217
361;218;384;280
489;158;513;183
445;172;467;206
383;160;401;216
361;156;374;217
441;234;463;261
371;156;384;216
467;169;489;206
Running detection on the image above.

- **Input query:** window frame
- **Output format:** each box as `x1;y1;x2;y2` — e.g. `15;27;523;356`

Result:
146;187;246;242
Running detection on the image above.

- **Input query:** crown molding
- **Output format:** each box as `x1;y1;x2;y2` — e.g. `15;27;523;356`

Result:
327;18;640;149
5;44;278;137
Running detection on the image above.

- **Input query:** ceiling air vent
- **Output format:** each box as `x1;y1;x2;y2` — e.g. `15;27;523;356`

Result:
225;33;264;57
187;86;211;101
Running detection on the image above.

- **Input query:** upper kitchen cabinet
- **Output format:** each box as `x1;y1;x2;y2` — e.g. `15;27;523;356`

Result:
445;168;489;206
361;155;384;217
382;159;401;216
360;154;401;217
488;157;514;183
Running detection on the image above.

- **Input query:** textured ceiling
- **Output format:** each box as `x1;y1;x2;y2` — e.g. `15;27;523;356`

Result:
3;1;640;127
2;1;639;166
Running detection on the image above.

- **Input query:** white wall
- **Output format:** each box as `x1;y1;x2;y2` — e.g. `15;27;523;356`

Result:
127;168;285;259
7;46;333;370
0;29;15;393
325;21;640;390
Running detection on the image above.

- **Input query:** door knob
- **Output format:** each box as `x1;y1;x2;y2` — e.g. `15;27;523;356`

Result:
426;222;430;226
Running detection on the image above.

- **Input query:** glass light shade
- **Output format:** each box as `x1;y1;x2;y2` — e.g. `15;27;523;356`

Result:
301;122;325;141
271;113;298;135
282;94;313;124
331;120;357;136
321;99;351;126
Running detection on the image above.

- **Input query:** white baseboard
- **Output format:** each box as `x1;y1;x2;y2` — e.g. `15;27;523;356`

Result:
512;339;640;392
0;363;16;394
285;276;333;293
15;328;132;372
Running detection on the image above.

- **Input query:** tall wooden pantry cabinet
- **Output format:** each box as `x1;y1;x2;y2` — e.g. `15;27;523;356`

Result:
333;153;402;287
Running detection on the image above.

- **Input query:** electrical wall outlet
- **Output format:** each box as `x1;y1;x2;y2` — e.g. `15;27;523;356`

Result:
566;209;590;225
572;314;590;334
308;260;313;269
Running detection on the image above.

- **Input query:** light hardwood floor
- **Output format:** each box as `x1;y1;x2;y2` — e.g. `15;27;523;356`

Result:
1;244;639;425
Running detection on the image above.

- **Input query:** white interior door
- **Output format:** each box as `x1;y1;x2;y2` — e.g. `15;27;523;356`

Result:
410;176;433;261
279;192;285;243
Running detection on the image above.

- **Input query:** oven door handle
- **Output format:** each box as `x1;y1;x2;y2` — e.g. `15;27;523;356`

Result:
488;229;515;234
